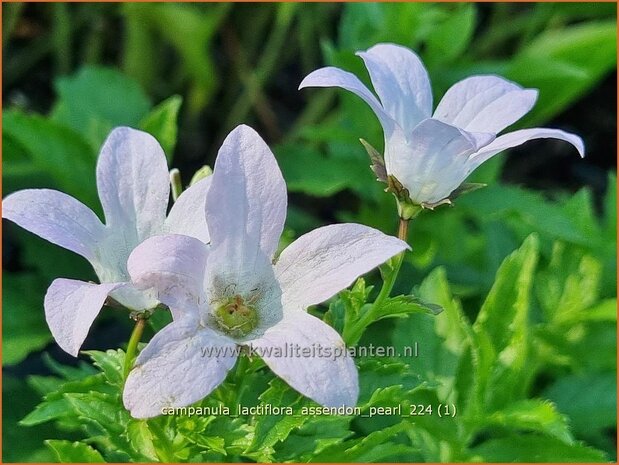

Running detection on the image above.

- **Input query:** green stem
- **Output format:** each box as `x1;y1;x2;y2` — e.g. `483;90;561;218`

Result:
234;354;250;405
123;317;146;380
344;218;410;345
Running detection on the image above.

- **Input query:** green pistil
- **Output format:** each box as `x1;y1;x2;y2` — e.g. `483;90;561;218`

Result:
213;295;259;337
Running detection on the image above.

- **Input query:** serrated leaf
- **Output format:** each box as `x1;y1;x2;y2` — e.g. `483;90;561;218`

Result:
470;434;607;462
65;392;124;434
374;294;443;321
536;242;601;324
469;235;539;412
126;420;158;461
45;440;105;463
486;399;573;443
311;421;411;462
84;350;125;387
245;379;307;460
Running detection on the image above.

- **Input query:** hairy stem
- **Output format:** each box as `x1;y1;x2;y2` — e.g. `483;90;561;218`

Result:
123;317;147;380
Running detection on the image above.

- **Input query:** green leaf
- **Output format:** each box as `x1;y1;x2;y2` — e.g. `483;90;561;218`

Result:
3;375;56;462
468;235;539;412
425;3;476;65
374;294;443;321
277;141;373;197
475;235;538;354
45;440;106;463
122;3;229;112
325;278;371;336
470;434;607;462
543;372;616;436
84;350;125;387
51;66;151;149
3;110;99;209
311;421;412;462
535;242;602;324
506;21;617;125
486;399;573;443
126;420;159;461
139;95;182;161
244;379;307;461
390;268;470;401
65;392;124;434
2;273;52;365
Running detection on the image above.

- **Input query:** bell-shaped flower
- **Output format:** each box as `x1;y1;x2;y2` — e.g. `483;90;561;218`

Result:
122;125;409;418
299;43;584;208
2;127;211;356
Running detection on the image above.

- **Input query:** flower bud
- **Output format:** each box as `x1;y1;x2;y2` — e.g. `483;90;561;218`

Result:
190;165;213;186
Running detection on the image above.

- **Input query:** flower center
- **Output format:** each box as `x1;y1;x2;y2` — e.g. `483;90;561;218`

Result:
213;295;259;337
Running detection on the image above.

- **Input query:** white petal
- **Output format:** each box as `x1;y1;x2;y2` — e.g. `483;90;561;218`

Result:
357;43;432;132
250;311;358;407
434;75;538;133
164;176;211;244
275;223;408;312
108;285;160;312
299;66;396;132
385;118;490;204
467;127;585;173
96;127;170;244
2;189;105;262
127;234;208;318
207;124;286;262
123;318;237;418
44;279;123;356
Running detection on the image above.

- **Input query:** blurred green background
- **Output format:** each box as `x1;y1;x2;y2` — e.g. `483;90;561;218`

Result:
2;2;617;462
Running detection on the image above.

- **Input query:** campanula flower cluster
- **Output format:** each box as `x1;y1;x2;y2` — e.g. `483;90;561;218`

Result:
3;42;584;417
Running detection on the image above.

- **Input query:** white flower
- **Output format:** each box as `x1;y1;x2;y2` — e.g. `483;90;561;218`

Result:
122;125;408;418
299;43;585;206
2;127;211;356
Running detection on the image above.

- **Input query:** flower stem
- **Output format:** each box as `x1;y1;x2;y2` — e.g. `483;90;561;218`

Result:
123;317;147;380
344;217;410;345
234;352;251;406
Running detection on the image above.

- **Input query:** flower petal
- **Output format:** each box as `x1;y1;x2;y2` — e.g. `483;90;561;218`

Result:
207;124;286;261
434;75;538;134
164;176;211;244
299;66;396;132
44;279;123;356
467;127;585;173
3;189;105;262
250;311;358;407
123;318;237;418
357;43;432;132
275;223;408;312
385;118;492;204
127;234;208;318
96;127;170;244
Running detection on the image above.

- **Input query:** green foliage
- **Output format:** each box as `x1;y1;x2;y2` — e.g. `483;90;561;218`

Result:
51;66;152;149
3;274;52;365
